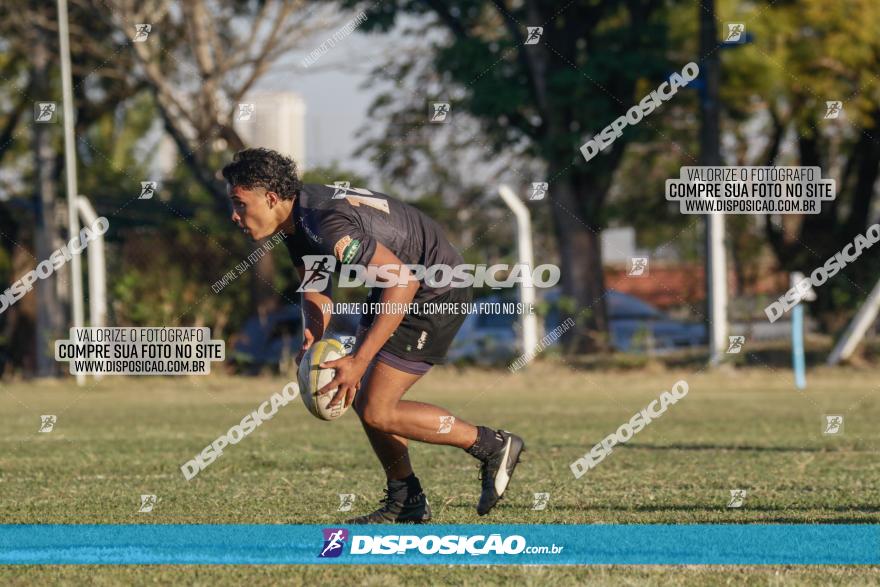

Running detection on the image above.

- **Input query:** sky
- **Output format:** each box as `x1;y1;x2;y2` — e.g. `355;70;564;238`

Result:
255;15;401;179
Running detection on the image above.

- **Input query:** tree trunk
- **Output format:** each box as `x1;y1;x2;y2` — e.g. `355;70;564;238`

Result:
31;29;64;377
549;170;608;352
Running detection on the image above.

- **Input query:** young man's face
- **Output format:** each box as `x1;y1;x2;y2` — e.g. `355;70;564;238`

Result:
228;185;283;241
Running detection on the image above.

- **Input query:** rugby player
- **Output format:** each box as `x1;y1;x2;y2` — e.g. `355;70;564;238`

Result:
221;148;525;522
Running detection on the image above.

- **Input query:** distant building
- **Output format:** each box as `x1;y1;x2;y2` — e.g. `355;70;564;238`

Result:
601;227;649;264
234;91;307;168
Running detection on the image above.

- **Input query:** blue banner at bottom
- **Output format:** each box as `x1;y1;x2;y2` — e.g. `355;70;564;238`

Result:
0;524;876;565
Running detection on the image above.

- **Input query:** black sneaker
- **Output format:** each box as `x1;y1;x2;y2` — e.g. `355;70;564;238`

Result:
345;489;432;524
477;430;525;516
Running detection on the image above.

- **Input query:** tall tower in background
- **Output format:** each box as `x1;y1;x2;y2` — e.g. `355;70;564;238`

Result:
234;91;307;168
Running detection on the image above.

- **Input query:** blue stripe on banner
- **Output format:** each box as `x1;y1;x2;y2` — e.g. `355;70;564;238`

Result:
0;524;877;565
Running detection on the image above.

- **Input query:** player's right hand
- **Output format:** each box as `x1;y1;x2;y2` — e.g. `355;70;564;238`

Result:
296;328;315;366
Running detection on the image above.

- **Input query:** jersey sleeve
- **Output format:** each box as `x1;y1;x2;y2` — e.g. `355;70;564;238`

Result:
282;229;310;268
319;213;377;266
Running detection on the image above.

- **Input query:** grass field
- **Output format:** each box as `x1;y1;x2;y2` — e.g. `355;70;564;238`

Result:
2;362;879;584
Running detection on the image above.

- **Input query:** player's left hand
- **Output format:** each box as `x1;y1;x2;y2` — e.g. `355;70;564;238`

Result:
318;355;369;408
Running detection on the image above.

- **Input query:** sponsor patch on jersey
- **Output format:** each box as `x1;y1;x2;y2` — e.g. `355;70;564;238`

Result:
334;236;361;263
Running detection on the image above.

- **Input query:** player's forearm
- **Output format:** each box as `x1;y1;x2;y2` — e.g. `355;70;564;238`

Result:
354;281;419;364
301;290;332;337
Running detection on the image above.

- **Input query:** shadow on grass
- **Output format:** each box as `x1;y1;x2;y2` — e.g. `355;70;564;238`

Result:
624;442;847;453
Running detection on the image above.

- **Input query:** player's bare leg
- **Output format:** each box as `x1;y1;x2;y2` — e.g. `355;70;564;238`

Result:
356;361;478;452
347;360;525;523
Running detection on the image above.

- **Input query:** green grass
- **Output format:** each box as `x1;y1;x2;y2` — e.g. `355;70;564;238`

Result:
1;363;879;583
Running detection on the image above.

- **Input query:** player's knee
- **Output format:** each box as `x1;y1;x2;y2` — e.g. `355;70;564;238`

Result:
360;403;396;433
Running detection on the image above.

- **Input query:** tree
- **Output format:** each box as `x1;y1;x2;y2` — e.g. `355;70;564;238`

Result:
104;0;345;316
339;0;672;349
717;0;880;331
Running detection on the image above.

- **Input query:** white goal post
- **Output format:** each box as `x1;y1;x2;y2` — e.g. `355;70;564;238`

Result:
827;277;880;365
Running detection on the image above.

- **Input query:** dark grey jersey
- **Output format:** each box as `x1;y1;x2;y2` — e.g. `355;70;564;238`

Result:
283;183;464;301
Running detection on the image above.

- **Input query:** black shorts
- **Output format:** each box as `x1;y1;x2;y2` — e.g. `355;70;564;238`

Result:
358;287;472;366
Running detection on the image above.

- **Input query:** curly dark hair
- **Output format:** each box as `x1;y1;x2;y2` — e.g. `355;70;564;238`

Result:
221;148;302;200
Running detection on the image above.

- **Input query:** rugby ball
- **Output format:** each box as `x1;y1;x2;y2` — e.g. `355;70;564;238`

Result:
298;338;350;421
